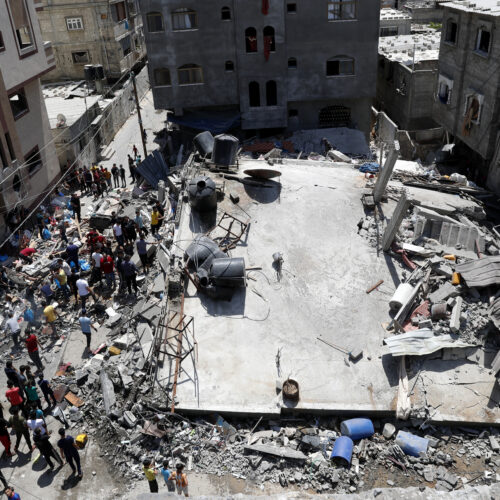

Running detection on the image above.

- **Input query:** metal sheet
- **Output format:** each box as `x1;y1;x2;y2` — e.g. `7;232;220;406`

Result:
455;256;500;288
136;150;169;188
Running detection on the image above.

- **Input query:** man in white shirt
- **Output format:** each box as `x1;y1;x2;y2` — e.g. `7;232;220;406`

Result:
75;275;93;310
91;250;103;285
6;312;21;347
113;222;124;246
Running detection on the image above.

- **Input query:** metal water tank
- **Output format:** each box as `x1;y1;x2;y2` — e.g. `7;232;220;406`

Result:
94;64;105;80
209;257;246;288
212;134;238;167
184;235;223;270
84;64;96;81
193;131;214;157
187;176;217;212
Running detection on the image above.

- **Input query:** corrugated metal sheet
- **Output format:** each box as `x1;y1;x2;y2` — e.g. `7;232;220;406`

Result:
136;150;169;188
455;255;500;288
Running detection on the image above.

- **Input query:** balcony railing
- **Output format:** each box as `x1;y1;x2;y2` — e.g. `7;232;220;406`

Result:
119;50;140;73
114;19;133;40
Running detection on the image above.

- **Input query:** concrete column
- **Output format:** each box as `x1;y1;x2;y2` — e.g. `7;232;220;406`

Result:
382;191;411;251
373;141;400;203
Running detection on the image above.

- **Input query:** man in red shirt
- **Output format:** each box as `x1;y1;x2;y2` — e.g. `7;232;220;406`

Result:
19;247;36;263
100;253;116;290
6;381;27;418
24;333;44;372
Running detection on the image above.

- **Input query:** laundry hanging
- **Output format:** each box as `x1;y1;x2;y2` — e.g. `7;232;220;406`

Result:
262;0;269;15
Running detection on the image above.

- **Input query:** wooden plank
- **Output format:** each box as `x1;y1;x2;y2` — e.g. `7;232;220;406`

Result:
366;279;384;294
64;391;84;408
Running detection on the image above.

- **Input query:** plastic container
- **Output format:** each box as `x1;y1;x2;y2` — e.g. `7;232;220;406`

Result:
212;134;238;167
452;272;461;285
340;418;375;440
330;436;354;464
395;431;429;457
443;254;456;261
188;176;217;212
389;283;414;311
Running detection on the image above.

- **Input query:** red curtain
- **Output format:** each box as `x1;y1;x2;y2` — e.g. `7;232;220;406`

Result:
264;36;271;60
262;0;269;15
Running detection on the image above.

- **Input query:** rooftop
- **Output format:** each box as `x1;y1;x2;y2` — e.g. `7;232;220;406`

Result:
442;0;500;15
381;8;412;20
378;32;441;66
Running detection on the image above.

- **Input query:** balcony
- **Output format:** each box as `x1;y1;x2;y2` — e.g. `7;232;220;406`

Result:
114;19;133;40
44;41;55;68
119;50;140;73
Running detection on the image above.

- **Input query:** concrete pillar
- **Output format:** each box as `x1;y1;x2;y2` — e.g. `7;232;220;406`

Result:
382;191;411;251
373;141;400;203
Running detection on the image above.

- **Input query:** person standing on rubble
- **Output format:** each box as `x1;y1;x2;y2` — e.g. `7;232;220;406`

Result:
113;220;124;246
136;233;158;273
90;247;103;287
25;379;42;411
128;155;136;182
24;332;44;372
70;193;81;223
57;428;82;478
119;164;126;187
37;374;57;408
122;255;139;295
75;275;93;311
65;242;80;271
4;362;23;392
5;312;21;348
123;216;137;244
115;248;126;292
55;265;70;301
150;206;164;238
42;301;58;337
79;310;95;351
142;458;159;493
134;209;147;236
170;463;189;497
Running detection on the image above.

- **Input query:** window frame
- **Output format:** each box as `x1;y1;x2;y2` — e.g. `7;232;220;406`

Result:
146;12;164;33
7;0;36;56
475;26;491;56
263;26;276;53
24;145;42;177
265;80;277;107
66;17;84;31
444;19;458;45
0;31;5;52
8;89;29;120
437;75;453;105
225;60;234;72
463;93;484;125
221;6;231;21
380;26;398;37
288;57;297;69
326;56;355;77
245;27;258;53
287;3;297;14
171;8;198;31
327;0;357;22
71;50;90;64
248;81;260;107
177;64;203;85
154;67;171;87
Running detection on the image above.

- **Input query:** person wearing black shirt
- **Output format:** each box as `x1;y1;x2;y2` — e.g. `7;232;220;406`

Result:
34;428;62;469
70;194;81;222
119;165;126;187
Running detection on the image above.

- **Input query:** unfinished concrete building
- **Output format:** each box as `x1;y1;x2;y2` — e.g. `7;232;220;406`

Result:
0;0;59;231
377;33;440;131
432;1;500;188
380;8;412;36
36;0;146;82
139;0;380;137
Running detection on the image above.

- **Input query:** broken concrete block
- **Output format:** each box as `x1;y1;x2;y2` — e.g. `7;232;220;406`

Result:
90;354;105;369
382;423;396;439
429;282;459;304
123;410;138;428
450;296;463;333
489;435;500;452
118;364;134;389
75;369;89;386
244;444;307;460
100;369;116;416
114;333;133;350
301;435;322;449
418;319;433;330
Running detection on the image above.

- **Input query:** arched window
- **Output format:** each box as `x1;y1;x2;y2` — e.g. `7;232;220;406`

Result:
146;12;164;32
288;57;297;69
326;56;354;76
266;80;277;106
263;26;275;60
445;19;458;44
225;60;234;72
249;81;260;107
154;68;171;86
177;64;203;85
245;27;257;52
318;105;351;128
221;6;231;20
172;8;197;30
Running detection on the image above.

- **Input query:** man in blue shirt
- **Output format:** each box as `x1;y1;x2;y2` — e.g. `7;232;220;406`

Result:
65;243;79;271
122;255;138;295
57;428;82;478
79;310;94;350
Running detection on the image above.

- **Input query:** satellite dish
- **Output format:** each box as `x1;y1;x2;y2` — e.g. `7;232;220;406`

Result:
57;113;67;127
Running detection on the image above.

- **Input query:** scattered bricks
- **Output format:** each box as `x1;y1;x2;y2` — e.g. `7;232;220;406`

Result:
450;297;463;333
489;436;500;452
382;423;396;439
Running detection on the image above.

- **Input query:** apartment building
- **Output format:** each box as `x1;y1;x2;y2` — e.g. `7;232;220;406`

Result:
432;0;500;188
0;0;59;230
139;0;380;137
36;0;146;82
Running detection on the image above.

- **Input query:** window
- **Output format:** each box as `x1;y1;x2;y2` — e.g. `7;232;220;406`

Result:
463;94;483;125
221;6;231;20
177;64;203;85
475;27;491;54
225;60;234;72
288;109;298;117
25;147;42;176
172;8;197;30
66;17;83;30
120;35;131;56
328;0;356;21
288;57;297;68
8;0;34;51
72;51;89;63
380;26;398;37
326;56;354;76
9;90;28;120
437;75;453;105
245;27;257;53
154;68;171;86
0;139;7;169
13;173;21;192
5;133;15;160
146;12;164;32
114;2;127;22
249;82;260;107
445;20;457;44
263;26;275;57
0;31;5;51
287;3;297;13
266;81;277;106
319;105;351;128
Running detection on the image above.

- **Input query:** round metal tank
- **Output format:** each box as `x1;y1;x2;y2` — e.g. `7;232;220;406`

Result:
84;64;96;81
193;131;214;157
94;64;105;80
184;235;222;270
188;176;217;212
209;257;246;287
212;134;238;167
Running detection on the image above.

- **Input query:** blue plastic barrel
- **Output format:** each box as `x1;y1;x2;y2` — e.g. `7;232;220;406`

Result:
395;431;429;457
330;436;353;464
340;418;375;440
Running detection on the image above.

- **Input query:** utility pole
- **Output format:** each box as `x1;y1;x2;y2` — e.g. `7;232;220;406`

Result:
131;71;147;158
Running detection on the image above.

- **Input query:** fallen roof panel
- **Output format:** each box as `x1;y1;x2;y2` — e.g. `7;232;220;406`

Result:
454;255;500;288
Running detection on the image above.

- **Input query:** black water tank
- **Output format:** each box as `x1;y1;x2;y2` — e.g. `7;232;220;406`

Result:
212;134;238;167
184;235;225;270
193;131;214;157
84;64;96;81
95;64;105;80
188;176;217;212
210;257;246;288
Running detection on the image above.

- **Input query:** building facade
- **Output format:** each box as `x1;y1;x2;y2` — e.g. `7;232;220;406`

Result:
139;0;380;136
380;8;411;36
36;0;146;82
0;0;59;230
432;1;500;187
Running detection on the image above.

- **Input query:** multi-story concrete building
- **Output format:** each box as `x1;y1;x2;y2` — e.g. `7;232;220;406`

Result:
36;0;146;82
380;8;411;36
432;0;500;188
0;0;59;230
139;0;380;137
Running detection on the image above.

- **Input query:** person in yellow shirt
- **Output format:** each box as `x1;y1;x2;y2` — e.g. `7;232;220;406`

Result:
56;267;70;299
42;302;58;336
142;458;158;493
150;209;163;237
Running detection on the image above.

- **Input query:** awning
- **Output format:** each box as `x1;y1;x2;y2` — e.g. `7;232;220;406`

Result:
168;109;240;135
